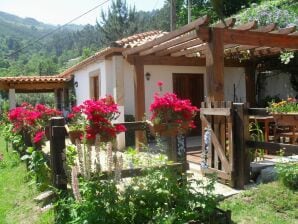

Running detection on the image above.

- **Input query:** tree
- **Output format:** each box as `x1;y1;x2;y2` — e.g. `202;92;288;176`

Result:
176;0;262;27
97;0;138;46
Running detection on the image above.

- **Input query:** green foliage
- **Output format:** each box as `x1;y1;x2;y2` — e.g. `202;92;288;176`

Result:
66;144;77;167
276;162;298;190
21;147;51;191
0;135;55;223
15;93;55;107
249;121;265;161
56;167;218;223
176;0;261;27
220;181;298;223
280;51;295;65
236;0;297;28
97;0;139;46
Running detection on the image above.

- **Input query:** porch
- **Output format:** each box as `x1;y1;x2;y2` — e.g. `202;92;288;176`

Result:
122;15;298;188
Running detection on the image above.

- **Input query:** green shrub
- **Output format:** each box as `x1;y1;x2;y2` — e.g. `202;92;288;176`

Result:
56;167;218;223
276;162;298;190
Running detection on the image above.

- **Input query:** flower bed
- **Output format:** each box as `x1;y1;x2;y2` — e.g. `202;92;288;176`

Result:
8;103;61;147
268;97;298;114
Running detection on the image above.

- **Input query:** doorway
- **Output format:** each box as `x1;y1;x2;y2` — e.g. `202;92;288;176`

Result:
173;73;204;136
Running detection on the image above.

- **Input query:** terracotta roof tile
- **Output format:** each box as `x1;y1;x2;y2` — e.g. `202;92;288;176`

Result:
0;76;68;83
112;30;167;48
60;31;167;77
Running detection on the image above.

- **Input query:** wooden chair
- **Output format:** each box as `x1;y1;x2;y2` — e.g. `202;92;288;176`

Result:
273;115;298;144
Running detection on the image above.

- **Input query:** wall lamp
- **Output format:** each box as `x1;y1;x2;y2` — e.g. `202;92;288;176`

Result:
74;81;78;88
145;72;151;81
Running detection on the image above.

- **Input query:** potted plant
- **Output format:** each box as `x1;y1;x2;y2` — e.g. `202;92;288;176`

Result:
149;81;198;136
67;96;126;145
268;97;298;125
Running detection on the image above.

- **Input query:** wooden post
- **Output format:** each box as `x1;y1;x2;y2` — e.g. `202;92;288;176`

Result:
205;28;224;100
49;117;67;191
8;88;16;109
133;58;146;148
245;63;256;106
233;103;250;189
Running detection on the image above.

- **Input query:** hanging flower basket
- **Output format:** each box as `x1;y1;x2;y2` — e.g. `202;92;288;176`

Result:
151;122;189;137
68;130;83;144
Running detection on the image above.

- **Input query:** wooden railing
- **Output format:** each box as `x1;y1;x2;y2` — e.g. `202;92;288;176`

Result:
247;108;298;156
48;118;187;191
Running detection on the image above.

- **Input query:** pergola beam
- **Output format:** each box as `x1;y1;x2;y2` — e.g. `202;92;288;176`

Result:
126;55;248;67
221;28;298;49
123;15;209;56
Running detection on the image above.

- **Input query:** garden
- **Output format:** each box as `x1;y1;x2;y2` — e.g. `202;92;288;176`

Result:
0;87;225;224
0;82;297;223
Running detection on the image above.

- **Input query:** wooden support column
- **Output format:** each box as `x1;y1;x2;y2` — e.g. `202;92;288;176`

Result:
8;88;16;109
205;28;224;100
233;103;250;189
49;117;67;191
245;63;256;106
133;58;145;148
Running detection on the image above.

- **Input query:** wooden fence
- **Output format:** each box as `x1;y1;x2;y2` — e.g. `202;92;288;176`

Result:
48;118;187;191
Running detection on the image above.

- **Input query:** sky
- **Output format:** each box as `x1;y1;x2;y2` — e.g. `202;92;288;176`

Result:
0;0;165;25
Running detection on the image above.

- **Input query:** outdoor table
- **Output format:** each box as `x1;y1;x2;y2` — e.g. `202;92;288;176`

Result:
249;116;275;142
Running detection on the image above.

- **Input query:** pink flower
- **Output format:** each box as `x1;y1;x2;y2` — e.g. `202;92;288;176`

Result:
157;81;164;87
33;131;45;144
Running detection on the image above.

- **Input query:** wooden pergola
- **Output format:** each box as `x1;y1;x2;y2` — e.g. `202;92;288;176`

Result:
123;15;298;124
0;76;70;109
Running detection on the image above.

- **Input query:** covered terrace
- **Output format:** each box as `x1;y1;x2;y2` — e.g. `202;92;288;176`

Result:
123;15;298;143
0;76;71;110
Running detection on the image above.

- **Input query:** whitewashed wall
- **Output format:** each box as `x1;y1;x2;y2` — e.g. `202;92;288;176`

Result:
121;63;246;118
74;60;104;105
74;58;246;117
224;67;246;102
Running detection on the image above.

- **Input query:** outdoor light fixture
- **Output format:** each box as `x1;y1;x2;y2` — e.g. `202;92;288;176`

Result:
145;72;151;81
74;81;78;87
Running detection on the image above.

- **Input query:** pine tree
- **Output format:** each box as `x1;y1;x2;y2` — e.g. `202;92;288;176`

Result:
96;0;138;46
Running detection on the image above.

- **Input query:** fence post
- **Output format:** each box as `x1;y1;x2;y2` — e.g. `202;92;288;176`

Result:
233;103;250;189
49;117;67;191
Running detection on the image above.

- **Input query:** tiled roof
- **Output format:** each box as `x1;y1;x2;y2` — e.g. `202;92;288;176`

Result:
60;31;167;77
112;30;167;48
0;76;68;83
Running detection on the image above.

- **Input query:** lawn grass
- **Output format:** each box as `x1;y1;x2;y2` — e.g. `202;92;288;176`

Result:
220;181;298;224
0;137;54;224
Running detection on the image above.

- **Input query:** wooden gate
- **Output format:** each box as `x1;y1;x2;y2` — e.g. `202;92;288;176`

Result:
200;101;250;188
200;101;234;186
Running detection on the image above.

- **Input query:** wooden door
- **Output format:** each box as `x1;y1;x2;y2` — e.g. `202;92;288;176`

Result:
173;73;204;136
90;75;99;100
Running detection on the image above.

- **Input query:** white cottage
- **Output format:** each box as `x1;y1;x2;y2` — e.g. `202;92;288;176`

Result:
60;31;247;125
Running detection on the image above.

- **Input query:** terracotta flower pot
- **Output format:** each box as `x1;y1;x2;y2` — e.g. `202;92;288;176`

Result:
151;122;189;137
68;130;83;144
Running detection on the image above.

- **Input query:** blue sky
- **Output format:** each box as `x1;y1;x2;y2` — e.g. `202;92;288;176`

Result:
0;0;165;25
